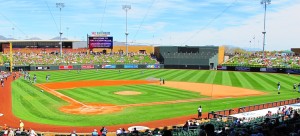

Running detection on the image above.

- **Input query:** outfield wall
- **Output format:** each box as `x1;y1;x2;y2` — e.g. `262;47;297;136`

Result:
217;65;300;74
5;64;164;71
3;64;300;72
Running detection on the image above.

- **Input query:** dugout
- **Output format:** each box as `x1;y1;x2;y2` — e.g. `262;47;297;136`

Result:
154;46;224;69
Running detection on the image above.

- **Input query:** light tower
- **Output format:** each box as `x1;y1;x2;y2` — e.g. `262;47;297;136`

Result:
122;5;131;56
56;2;65;57
261;0;271;57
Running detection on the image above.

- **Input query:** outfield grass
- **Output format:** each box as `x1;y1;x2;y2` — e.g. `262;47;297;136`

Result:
12;69;300;126
57;85;204;104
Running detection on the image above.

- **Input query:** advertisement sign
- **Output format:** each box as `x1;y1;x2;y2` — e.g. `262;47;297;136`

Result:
36;66;50;70
146;64;160;69
91;32;110;36
217;65;227;70
124;64;138;69
59;65;73;70
286;69;300;74
266;68;278;72
260;68;266;72
81;65;94;69
101;65;116;69
89;37;113;49
235;67;250;71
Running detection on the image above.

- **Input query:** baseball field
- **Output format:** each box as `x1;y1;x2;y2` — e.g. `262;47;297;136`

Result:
5;69;300;132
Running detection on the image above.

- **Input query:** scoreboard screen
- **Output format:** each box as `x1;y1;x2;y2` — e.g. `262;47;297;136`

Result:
88;37;113;49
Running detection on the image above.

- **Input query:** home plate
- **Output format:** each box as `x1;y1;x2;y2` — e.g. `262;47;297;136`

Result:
0;113;3;116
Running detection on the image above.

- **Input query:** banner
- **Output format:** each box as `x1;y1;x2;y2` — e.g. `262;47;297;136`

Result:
36;66;50;70
101;65;116;69
124;64;138;69
146;64;160;69
235;67;250;71
82;65;94;69
286;69;300;74
59;65;73;70
217;65;227;70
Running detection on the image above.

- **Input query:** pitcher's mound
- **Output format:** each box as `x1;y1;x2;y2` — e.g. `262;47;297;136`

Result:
114;91;142;95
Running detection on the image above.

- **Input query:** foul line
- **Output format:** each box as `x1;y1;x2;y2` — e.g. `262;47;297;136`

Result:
35;84;88;107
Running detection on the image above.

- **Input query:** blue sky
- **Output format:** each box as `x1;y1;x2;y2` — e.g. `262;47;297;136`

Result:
0;0;299;50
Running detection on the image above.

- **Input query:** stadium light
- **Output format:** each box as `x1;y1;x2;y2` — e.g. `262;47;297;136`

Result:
56;2;65;57
122;5;131;56
261;0;271;57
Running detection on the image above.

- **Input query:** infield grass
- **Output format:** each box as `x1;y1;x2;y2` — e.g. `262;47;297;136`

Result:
12;69;300;126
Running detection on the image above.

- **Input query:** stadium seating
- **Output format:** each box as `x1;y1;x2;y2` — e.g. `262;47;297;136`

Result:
0;48;159;65
223;51;300;68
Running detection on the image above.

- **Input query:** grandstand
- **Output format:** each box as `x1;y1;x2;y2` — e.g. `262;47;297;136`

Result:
222;51;300;68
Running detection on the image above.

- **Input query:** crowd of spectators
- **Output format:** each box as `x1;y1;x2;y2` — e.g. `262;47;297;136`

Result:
223;51;300;68
0;48;159;66
109;105;300;136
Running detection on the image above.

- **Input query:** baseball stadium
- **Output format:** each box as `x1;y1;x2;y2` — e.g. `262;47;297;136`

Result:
1;1;300;136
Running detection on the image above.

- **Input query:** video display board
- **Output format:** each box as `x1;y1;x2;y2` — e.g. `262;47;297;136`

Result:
88;37;113;49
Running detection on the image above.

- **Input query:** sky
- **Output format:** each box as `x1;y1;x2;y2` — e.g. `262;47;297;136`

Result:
0;0;299;51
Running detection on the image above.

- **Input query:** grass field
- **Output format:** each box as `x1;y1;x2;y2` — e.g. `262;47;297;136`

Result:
12;69;300;126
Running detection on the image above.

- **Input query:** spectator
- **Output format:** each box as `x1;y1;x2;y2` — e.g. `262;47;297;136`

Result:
70;130;78;136
8;128;14;136
91;129;98;136
3;128;8;136
100;127;107;136
15;128;21;135
29;128;37;136
162;126;172;136
131;128;139;136
116;128;122;136
204;124;216;136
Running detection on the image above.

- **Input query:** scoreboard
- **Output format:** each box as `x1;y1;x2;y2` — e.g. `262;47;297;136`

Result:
88;36;113;49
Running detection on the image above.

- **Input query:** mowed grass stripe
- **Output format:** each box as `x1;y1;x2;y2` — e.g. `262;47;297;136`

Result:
124;70;164;80
213;71;222;84
228;72;241;87
221;71;232;85
239;72;265;90
196;70;211;82
187;70;206;82
59;84;202;104
265;73;298;88
175;70;199;81
13;88;60;119
162;70;188;81
152;69;180;80
204;71;217;83
246;73;274;91
78;87;135;104
135;85;202;98
252;73;285;90
234;72;254;89
14;80;65;105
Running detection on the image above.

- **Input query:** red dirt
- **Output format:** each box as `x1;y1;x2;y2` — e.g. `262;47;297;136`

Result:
0;76;265;133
